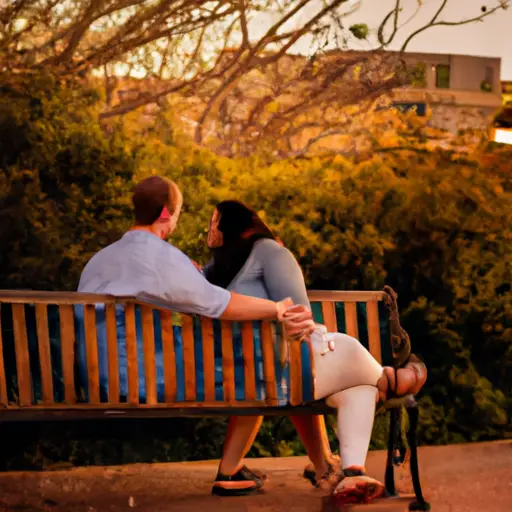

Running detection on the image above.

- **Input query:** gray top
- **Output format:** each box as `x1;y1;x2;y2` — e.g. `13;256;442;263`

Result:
206;238;310;307
78;230;231;318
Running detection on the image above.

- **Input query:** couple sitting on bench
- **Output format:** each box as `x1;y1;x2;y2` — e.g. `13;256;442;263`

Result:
78;176;427;505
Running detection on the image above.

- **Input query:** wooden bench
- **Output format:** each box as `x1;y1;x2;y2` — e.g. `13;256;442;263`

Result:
0;289;429;510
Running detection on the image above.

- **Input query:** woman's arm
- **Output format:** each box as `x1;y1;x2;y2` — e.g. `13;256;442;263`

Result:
258;240;310;307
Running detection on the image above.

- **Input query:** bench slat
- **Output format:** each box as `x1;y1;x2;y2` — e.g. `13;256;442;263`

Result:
308;290;385;302
260;321;277;404
160;311;176;402
35;304;54;405
84;305;100;404
12;304;32;406
124;304;139;404
201;318;215;402
321;301;338;332
0;290;115;304
366;300;382;363
0;308;8;406
241;322;256;401
220;321;235;402
344;302;359;339
141;306;157;405
182;315;196;401
0;401;333;416
289;337;303;406
59;305;76;404
105;304;119;403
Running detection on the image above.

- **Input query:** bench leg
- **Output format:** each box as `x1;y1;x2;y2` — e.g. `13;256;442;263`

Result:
406;403;431;511
384;407;400;497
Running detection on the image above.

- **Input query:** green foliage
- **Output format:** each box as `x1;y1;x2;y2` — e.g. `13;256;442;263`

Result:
0;73;135;290
480;80;493;92
0;418;228;470
143;129;511;448
349;24;369;40
410;63;427;87
1;82;511;469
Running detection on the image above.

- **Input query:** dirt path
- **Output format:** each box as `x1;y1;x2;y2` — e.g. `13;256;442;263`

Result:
0;441;510;512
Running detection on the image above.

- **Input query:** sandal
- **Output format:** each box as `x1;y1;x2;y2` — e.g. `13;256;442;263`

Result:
303;461;340;488
331;467;385;505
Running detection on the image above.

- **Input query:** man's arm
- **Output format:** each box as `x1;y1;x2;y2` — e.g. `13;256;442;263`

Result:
219;292;279;321
163;249;314;334
221;293;315;341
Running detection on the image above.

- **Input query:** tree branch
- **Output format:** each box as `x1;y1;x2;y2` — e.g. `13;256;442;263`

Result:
377;0;401;46
401;0;508;51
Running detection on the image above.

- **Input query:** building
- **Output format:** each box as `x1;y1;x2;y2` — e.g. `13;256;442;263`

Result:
491;81;512;145
109;50;505;155
502;81;512;105
392;52;503;133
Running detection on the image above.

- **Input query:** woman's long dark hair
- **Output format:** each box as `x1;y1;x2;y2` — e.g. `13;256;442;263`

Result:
205;200;276;289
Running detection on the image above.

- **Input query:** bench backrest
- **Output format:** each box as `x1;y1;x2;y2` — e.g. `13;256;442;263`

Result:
0;290;390;410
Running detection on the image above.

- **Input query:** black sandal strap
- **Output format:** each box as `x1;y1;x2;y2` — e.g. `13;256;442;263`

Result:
342;467;365;478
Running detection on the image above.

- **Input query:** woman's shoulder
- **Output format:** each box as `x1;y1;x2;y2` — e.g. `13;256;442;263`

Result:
252;238;286;256
251;238;297;265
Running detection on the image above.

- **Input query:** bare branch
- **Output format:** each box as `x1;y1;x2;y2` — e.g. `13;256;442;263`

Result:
377;0;401;46
99;78;198;119
401;0;508;51
3;0;508;158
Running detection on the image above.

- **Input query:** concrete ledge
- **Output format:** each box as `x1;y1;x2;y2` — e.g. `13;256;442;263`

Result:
394;88;502;108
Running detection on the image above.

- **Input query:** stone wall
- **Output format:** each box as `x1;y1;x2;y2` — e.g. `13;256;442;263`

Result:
429;104;495;133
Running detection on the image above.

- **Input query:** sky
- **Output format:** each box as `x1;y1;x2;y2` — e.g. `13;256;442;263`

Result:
252;0;512;81
348;0;512;80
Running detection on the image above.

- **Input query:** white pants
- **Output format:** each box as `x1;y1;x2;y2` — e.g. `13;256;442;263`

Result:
309;328;384;469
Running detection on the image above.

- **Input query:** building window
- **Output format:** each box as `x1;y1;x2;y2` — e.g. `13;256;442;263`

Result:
410;63;426;87
481;80;493;93
481;66;495;92
392;102;426;116
435;64;450;89
486;66;494;84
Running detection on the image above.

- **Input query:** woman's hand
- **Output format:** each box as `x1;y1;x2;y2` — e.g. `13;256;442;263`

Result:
277;300;316;341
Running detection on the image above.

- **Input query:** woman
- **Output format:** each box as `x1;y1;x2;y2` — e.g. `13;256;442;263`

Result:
204;201;427;504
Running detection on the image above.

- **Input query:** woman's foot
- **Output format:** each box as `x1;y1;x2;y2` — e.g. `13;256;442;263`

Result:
332;467;385;505
303;456;341;488
211;465;265;496
377;356;427;403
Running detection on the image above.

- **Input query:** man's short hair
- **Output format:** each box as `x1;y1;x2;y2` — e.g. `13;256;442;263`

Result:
132;176;181;226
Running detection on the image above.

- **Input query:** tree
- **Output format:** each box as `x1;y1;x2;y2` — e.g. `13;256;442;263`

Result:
1;0;508;148
0;73;135;290
128;109;511;443
1;108;510;468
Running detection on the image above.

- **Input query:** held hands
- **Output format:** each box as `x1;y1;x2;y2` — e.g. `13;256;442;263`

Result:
277;298;316;341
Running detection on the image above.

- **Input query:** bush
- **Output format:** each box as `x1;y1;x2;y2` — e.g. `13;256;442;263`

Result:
0;86;510;469
0;73;135;291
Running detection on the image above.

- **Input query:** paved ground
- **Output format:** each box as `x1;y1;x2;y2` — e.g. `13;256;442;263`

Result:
0;441;510;512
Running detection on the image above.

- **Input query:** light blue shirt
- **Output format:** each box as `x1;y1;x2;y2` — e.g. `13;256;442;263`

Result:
78;230;231;318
